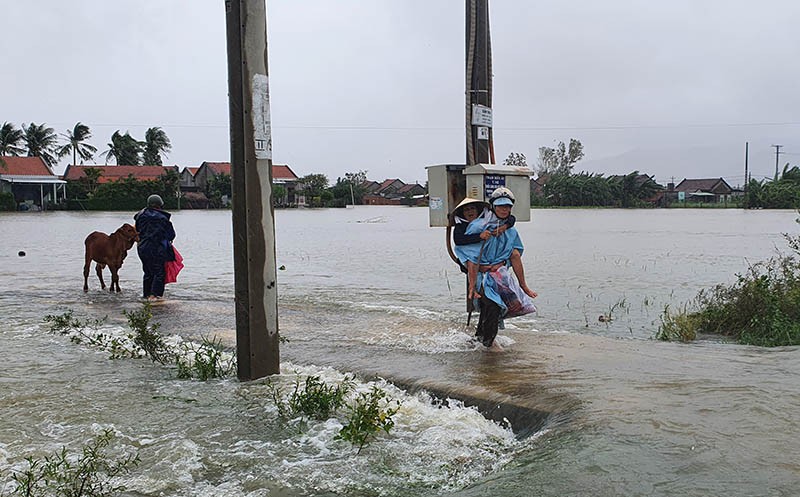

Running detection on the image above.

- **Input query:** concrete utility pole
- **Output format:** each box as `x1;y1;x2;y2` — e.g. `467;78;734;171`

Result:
225;0;280;380
772;144;783;181
465;0;493;165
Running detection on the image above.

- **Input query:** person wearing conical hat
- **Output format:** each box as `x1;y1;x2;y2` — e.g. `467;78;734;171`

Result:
454;188;537;350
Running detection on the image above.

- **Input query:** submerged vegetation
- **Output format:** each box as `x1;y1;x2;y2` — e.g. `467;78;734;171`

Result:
43;306;401;453
44;304;235;380
268;374;401;453
5;430;139;497
657;232;800;346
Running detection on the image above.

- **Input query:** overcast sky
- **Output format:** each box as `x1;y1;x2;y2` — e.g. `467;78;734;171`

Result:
4;1;800;187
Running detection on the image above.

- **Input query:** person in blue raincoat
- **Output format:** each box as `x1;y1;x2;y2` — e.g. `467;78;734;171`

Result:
134;194;176;301
454;187;537;348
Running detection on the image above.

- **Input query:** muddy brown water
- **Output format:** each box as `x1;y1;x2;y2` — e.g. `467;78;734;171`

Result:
1;207;799;496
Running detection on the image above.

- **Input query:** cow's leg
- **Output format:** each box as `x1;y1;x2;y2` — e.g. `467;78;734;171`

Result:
83;254;92;292
110;266;121;293
95;263;107;290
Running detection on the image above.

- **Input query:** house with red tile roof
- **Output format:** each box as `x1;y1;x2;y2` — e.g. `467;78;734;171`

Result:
375;178;406;196
272;164;301;206
0;156;66;210
62;164;179;183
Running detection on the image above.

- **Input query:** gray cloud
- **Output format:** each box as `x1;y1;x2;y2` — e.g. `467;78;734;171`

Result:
4;1;799;185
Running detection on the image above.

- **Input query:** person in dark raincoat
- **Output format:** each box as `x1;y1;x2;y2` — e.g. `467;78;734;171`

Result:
134;194;176;301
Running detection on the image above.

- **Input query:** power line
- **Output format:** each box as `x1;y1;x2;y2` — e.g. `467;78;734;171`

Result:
42;120;800;132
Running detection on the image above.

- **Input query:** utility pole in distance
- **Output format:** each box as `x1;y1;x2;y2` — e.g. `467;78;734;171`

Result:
744;142;749;209
225;0;280;380
465;0;493;165
772;144;783;181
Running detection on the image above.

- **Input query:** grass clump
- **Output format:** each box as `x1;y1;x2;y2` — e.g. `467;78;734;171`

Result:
6;429;139;497
656;304;698;342
657;233;800;346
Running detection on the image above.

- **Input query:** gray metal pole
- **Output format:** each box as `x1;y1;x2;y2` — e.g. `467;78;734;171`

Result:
225;0;280;380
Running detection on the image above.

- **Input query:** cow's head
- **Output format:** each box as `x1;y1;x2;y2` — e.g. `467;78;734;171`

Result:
117;223;139;249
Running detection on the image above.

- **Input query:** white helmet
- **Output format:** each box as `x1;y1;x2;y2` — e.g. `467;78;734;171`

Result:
490;187;515;205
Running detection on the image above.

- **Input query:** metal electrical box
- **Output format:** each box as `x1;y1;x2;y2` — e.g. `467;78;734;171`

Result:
426;163;531;227
426;164;467;227
464;164;531;222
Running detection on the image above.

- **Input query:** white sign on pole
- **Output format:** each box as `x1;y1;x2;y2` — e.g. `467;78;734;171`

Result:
477;126;490;140
471;104;493;127
251;74;272;160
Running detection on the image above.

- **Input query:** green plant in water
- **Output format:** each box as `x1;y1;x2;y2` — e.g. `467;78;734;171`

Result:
45;307;234;381
270;375;354;421
122;304;173;364
175;336;236;381
44;311;107;340
658;232;800;346
336;386;401;454
7;429;139;497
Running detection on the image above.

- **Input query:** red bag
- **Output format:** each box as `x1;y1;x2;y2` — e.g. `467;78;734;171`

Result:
165;246;184;284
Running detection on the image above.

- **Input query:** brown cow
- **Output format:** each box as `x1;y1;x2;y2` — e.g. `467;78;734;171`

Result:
83;223;139;293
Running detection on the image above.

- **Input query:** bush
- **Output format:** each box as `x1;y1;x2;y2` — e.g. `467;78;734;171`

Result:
657;234;800;346
44;306;235;380
336;386;401;454
7;429;139;497
0;191;15;211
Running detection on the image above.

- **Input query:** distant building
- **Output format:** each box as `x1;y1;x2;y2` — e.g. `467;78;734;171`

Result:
362;178;427;205
674;178;734;203
193;161;231;193
0;156;66;210
180;166;200;191
272;164;301;206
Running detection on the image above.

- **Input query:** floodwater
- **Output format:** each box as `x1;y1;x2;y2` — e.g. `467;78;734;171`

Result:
1;207;799;496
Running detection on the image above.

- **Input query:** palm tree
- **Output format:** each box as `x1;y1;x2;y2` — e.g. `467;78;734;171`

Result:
22;122;60;171
142;127;172;165
0;122;25;156
101;130;143;165
57;122;97;165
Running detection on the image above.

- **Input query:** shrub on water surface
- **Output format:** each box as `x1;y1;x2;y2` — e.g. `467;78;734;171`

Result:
336;386;401;454
657;234;800;346
269;375;400;452
44;311;109;345
7;429;139;497
269;374;354;421
122;304;173;364
175;335;236;381
43;306;236;380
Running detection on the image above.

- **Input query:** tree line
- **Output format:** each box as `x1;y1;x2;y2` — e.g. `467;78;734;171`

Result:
506;139;663;208
0;121;172;169
510;139;800;209
745;165;800;209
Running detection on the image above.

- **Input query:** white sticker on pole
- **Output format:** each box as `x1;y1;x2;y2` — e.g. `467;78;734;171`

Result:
251;74;272;160
477;126;490;140
471;104;493;127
